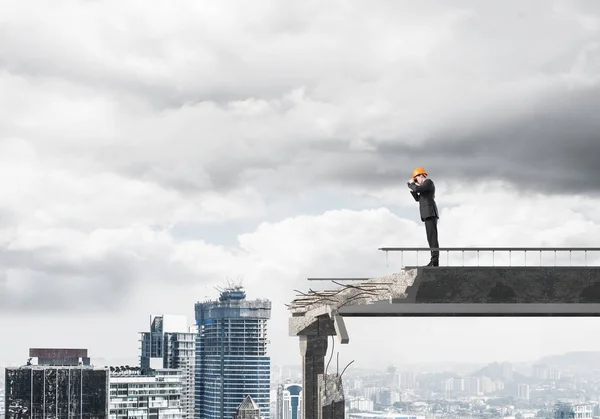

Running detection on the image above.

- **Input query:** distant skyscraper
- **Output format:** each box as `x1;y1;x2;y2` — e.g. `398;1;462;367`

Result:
517;384;530;400
276;384;302;419
549;368;562;381
481;377;494;394
440;378;453;393
533;364;549;380
467;377;482;396
139;314;196;419
453;378;464;392
385;366;399;388
399;372;416;390
195;286;271;419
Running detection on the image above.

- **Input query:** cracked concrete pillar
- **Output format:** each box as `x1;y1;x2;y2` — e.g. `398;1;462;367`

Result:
318;373;345;419
299;334;328;419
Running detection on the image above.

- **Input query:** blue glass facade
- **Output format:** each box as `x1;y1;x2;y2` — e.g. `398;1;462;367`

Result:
195;287;271;419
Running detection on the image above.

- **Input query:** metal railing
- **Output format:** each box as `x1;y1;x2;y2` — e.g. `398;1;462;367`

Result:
378;247;600;267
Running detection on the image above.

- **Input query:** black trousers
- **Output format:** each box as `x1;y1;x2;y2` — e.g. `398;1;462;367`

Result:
424;217;439;263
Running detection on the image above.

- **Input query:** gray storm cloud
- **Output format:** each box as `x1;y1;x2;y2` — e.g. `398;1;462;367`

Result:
372;83;600;194
1;1;598;196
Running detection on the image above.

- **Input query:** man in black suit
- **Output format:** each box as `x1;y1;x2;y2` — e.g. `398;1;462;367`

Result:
407;167;440;267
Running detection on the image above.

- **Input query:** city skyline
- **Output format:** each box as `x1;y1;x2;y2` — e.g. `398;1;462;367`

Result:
3;342;600;419
3;305;600;371
3;281;600;369
2;0;600;373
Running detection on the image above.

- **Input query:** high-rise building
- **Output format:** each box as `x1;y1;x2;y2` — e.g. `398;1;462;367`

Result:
517;384;530;400
385;366;399;388
453;378;464;392
533;364;548;381
276;384;302;419
439;378;453;393
109;366;184;419
399;372;416;390
139;314;196;419
195;286;271;419
466;377;482;396
549;369;562;381
481;377;494;394
4;349;108;418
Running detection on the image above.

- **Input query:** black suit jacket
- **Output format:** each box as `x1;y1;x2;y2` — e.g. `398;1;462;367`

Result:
408;178;439;221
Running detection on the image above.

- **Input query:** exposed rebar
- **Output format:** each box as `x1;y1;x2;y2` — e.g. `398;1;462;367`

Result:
340;360;355;378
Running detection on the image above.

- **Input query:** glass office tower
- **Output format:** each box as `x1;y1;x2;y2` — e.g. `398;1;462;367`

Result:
195;286;271;419
139;314;196;419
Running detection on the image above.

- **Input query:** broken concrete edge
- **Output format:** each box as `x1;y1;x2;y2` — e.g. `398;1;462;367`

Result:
319;373;345;405
289;270;418;317
288;306;350;344
290;266;600;316
290;314;336;337
288;270;420;343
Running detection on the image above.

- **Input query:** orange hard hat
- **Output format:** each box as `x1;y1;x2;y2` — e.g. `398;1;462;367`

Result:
412;167;428;178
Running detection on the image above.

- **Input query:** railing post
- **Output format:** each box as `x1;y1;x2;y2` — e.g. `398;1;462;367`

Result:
385;250;388;268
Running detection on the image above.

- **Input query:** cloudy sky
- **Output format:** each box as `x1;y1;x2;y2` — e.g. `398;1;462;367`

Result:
1;0;600;371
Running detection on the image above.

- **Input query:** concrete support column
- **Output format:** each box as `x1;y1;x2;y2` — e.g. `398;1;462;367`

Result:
318;373;345;419
299;334;328;419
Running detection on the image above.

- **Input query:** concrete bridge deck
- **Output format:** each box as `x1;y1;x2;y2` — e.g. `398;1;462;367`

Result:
289;262;600;419
291;266;600;321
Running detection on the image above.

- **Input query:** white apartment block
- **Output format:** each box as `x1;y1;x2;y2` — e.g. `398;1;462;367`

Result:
109;367;184;419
